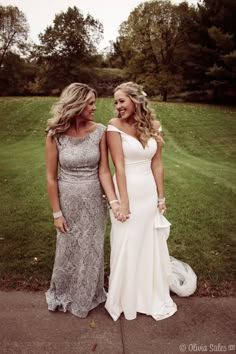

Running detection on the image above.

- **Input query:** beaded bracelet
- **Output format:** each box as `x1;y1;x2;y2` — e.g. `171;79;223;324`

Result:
158;197;166;205
109;199;119;205
53;210;62;218
102;195;119;209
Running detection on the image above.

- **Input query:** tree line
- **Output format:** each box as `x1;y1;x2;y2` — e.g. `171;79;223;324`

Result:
0;0;235;103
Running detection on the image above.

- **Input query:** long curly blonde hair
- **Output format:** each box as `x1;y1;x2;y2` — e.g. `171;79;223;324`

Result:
114;82;163;147
45;82;97;136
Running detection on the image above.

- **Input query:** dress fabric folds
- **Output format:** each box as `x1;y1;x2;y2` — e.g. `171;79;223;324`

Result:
105;124;197;321
46;124;107;318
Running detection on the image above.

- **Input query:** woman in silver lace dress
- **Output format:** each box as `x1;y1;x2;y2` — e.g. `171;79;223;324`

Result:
45;83;119;318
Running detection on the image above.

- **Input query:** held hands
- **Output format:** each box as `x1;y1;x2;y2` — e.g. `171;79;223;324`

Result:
110;201;120;218
118;204;130;223
54;215;69;233
110;200;130;223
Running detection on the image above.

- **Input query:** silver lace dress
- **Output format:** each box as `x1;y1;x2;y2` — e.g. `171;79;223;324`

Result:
46;123;107;318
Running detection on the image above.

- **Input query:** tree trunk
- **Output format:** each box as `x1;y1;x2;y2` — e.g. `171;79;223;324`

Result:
213;87;219;103
162;90;168;102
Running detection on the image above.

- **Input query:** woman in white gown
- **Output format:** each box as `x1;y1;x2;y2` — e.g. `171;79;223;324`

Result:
105;82;197;321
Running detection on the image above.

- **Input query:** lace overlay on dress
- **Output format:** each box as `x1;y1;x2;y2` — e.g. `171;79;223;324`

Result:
46;124;107;318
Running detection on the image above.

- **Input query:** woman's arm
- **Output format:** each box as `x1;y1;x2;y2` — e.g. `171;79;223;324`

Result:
151;121;166;214
45;135;68;233
98;131;119;217
107;125;130;222
151;144;164;198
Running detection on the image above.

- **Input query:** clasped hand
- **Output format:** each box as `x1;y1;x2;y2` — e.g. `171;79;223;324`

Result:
158;202;167;215
110;202;130;223
54;215;69;233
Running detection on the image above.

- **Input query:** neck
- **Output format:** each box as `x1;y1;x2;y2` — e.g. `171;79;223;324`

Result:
125;116;135;126
72;118;94;132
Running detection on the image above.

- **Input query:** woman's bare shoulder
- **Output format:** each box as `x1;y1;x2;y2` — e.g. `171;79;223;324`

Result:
108;118;124;131
108;118;120;126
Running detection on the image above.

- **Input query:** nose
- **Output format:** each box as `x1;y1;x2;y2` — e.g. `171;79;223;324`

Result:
116;102;122;110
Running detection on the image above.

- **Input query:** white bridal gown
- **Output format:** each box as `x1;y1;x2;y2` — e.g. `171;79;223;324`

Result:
105;124;197;321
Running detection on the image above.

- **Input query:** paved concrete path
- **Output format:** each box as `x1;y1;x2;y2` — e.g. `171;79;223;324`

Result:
0;291;235;354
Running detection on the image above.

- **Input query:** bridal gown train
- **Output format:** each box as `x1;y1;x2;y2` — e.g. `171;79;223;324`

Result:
105;124;197;321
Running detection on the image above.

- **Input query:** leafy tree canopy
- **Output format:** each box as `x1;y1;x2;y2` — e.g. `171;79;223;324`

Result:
38;6;103;62
0;5;29;67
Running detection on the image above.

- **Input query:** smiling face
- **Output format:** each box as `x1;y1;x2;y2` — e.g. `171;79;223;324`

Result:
79;92;96;121
114;89;136;120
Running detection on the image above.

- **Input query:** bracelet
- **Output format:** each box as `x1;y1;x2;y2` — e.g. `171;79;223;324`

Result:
158;197;166;205
53;210;62;218
158;197;165;202
109;199;119;205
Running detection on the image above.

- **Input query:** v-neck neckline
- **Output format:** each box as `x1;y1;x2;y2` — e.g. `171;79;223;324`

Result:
108;124;145;148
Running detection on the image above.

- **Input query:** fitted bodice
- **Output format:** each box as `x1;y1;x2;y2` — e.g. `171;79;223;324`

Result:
52;124;106;183
107;124;157;174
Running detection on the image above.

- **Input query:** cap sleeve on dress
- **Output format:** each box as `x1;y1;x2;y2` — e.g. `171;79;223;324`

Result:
47;129;61;148
47;129;54;137
95;123;106;140
107;124;122;133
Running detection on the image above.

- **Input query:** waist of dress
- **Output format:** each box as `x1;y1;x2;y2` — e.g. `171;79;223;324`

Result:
124;161;152;174
58;171;100;184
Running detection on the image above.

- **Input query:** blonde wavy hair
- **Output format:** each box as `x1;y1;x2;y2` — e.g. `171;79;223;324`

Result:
114;82;163;147
45;82;97;136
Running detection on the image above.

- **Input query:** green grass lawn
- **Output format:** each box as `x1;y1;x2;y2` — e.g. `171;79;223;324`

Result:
0;97;235;295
